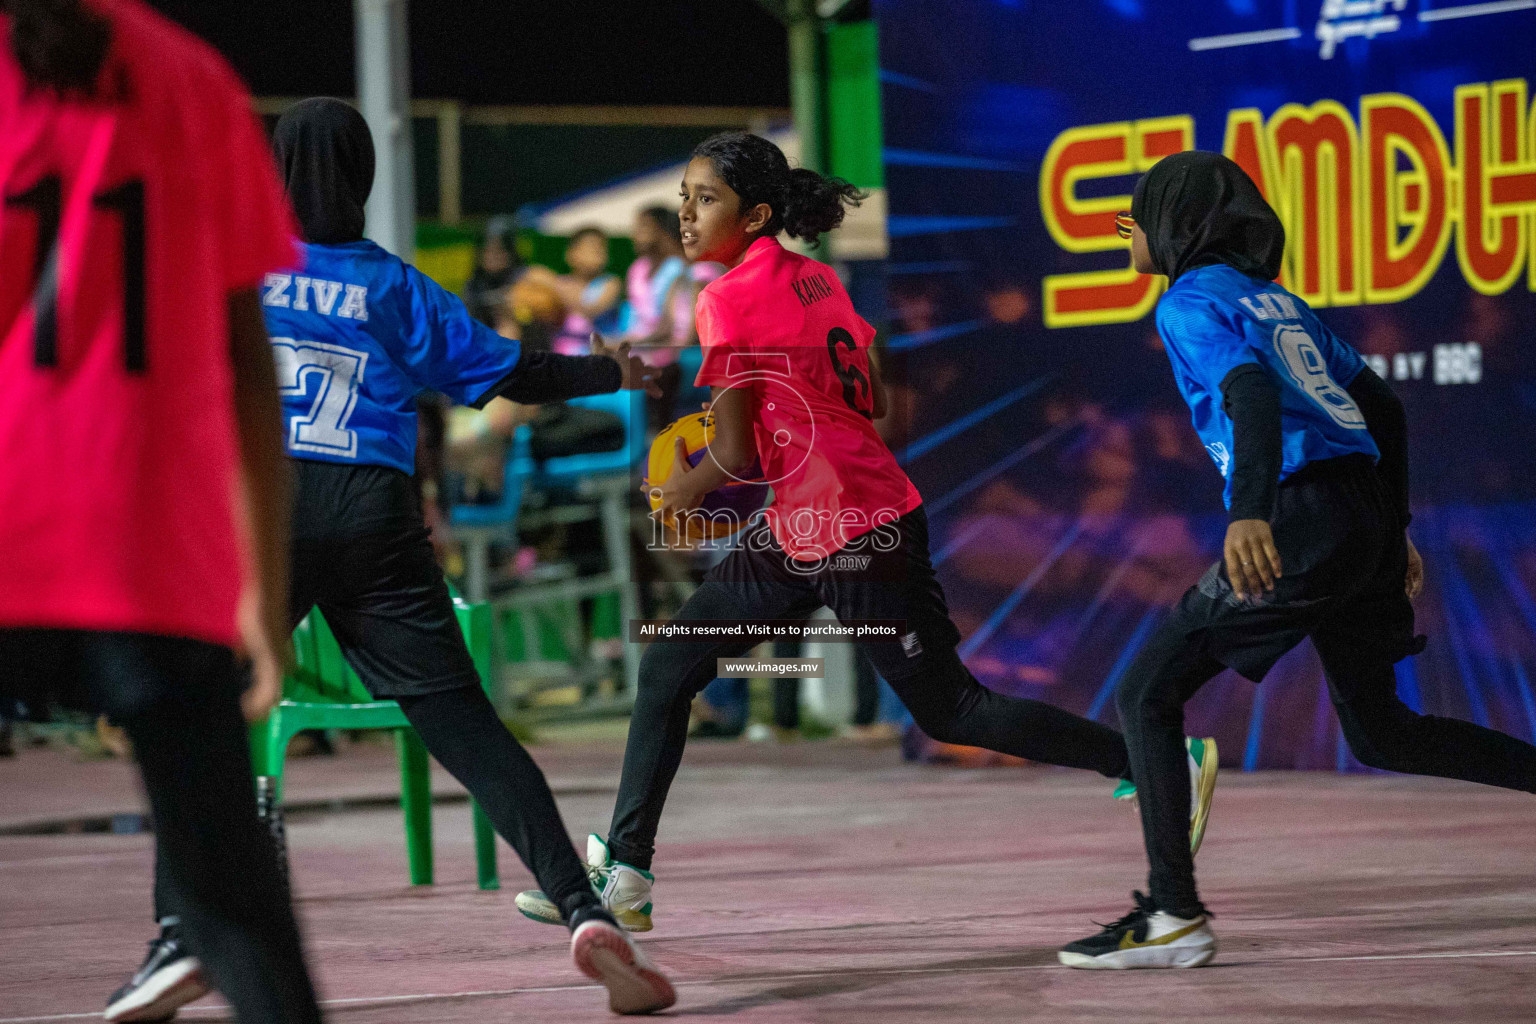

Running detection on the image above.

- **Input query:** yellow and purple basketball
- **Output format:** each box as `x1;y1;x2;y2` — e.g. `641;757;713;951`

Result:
646;412;769;541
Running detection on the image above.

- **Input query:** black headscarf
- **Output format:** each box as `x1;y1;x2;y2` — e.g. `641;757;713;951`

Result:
1130;150;1283;284
463;215;524;328
272;98;375;245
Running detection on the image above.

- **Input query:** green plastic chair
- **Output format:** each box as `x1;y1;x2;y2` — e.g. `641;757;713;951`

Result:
249;595;500;890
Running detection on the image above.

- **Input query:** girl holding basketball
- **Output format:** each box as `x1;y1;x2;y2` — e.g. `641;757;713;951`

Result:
516;131;1217;933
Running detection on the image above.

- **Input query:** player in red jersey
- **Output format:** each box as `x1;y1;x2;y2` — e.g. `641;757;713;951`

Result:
0;1;321;1020
515;131;1217;933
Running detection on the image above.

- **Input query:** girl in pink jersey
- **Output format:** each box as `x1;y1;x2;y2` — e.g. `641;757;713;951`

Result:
515;132;1217;934
0;2;320;1021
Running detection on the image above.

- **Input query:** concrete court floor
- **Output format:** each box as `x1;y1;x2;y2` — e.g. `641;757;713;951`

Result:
3;739;1535;1023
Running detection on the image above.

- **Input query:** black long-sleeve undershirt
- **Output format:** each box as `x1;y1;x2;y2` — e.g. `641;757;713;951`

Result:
1219;361;1411;529
1344;363;1411;529
469;350;622;409
1220;363;1282;523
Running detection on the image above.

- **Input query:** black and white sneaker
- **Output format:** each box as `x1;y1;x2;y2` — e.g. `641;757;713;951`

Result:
104;925;209;1022
1058;891;1216;969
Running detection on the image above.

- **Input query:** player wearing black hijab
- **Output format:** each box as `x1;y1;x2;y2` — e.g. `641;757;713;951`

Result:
106;98;675;1018
1059;152;1536;970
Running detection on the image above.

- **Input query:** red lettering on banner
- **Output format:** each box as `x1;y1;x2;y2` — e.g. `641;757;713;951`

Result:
1363;93;1452;304
1041;80;1535;328
1042;117;1193;327
1268;101;1362;305
1455;81;1535;295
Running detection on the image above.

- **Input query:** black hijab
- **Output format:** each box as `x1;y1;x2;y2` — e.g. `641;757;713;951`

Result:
1130;150;1283;284
463;215;523;327
272;98;375;245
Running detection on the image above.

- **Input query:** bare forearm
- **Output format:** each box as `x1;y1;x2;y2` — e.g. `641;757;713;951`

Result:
228;289;291;629
679;452;737;495
684;386;755;491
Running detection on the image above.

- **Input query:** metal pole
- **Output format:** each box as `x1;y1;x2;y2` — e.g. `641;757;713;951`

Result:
437;100;462;225
355;0;415;261
787;0;825;175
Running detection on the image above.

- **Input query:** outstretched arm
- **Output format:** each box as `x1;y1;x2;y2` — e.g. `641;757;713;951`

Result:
478;336;659;406
403;264;659;407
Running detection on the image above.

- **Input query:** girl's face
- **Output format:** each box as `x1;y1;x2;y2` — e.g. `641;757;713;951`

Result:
632;214;660;254
567;233;608;276
481;237;512;275
679;156;769;267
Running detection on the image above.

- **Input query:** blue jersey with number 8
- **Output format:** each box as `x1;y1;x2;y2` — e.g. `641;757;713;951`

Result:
261;239;522;474
1155;263;1377;510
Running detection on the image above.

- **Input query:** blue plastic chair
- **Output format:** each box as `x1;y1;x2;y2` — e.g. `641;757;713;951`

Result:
675;346;708;419
524;390;646;697
535;391;647;482
450;426;533;603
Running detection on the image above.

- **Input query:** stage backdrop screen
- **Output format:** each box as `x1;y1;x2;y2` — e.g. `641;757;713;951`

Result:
874;0;1536;768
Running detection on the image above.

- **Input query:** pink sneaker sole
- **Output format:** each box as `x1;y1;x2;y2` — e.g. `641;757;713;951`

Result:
571;921;676;1015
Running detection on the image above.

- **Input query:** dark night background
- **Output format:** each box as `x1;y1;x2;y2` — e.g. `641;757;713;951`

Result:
144;0;790;106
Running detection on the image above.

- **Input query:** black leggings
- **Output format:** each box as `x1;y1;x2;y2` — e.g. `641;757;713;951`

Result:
155;459;602;927
606;506;1130;871
156;685;597;924
1118;627;1536;918
398;686;594;918
4;630;324;1024
1118;460;1536;918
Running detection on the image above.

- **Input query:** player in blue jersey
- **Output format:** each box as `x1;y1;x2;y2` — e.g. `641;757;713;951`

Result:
1059;151;1536;970
109;99;676;1018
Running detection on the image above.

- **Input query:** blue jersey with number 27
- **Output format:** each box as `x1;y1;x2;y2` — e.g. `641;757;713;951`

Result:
1155;263;1378;510
261;240;521;474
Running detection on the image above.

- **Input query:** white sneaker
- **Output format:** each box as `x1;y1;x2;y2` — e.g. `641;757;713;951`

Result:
516;834;655;932
1059;893;1217;969
570;917;676;1014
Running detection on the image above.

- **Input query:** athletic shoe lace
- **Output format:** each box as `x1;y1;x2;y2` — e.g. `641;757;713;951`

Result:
1092;890;1158;932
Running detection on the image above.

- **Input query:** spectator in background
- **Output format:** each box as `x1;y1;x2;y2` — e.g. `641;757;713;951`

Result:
463;215;524;329
621;206;689;433
668;258;724;345
540;227;624;356
621;206;688;342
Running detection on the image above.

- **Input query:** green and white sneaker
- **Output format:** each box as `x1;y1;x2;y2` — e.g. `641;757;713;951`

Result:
515;835;655;933
1112;736;1219;855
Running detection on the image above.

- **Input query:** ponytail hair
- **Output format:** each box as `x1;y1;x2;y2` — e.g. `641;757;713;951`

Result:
692;131;864;248
4;0;113;97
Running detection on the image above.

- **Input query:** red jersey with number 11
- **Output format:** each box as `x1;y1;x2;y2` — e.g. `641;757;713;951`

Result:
0;0;297;645
694;237;921;561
